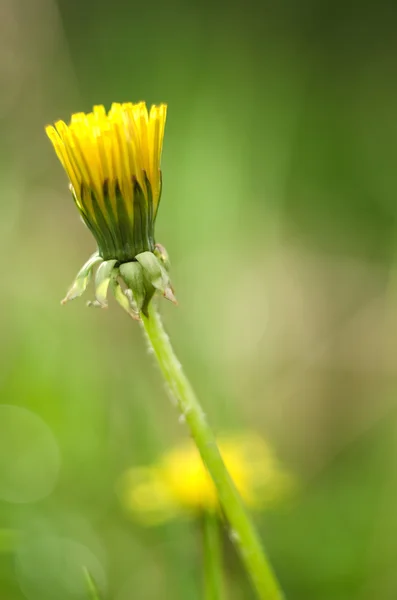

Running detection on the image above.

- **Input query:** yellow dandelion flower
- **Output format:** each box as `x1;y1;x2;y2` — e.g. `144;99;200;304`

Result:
46;102;167;262
120;433;293;525
46;102;175;314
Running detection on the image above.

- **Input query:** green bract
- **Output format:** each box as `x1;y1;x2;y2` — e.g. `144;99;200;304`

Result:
62;246;176;318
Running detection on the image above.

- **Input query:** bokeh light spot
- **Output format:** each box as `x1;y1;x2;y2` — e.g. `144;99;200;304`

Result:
15;536;107;600
0;405;60;503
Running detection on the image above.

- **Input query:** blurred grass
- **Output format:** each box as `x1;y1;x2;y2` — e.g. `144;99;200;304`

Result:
0;0;397;598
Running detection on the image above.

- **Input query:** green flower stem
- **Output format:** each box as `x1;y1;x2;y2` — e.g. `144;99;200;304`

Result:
203;511;224;600
140;302;283;600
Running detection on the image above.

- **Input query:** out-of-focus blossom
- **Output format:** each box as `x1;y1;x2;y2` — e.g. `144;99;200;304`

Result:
120;433;293;525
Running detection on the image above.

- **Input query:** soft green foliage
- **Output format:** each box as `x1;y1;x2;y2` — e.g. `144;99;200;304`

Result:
1;0;397;598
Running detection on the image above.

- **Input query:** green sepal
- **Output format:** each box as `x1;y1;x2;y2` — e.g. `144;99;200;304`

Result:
81;186;116;259
119;262;146;312
94;259;118;307
135;251;164;287
109;275;140;320
135;252;170;294
115;183;135;261
136;251;177;305
132;181;145;256
61;252;102;304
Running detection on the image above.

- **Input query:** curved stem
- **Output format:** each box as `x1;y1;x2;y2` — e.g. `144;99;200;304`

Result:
140;302;283;600
203;511;224;600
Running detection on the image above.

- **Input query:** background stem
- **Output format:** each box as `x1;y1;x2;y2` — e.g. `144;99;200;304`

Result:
203;511;224;600
140;302;283;600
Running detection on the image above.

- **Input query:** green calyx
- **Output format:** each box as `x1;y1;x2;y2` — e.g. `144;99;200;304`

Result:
74;177;158;263
61;246;176;318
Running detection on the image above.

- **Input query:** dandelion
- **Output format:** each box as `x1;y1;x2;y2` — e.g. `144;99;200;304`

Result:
46;102;173;315
120;433;292;525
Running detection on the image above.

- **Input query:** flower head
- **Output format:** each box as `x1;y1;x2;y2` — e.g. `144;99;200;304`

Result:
46;102;174;316
46;102;166;262
119;433;293;525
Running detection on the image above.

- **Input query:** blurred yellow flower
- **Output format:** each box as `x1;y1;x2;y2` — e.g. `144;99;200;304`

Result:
120;433;293;525
46;102;167;262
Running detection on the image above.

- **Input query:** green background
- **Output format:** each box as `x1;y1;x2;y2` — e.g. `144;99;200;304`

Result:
1;0;397;598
